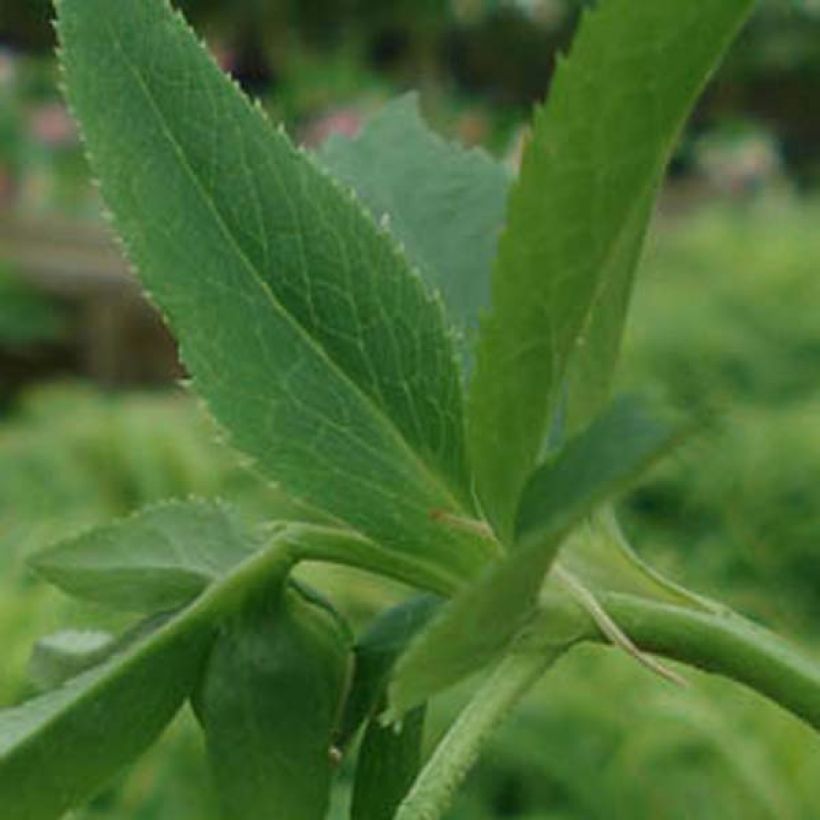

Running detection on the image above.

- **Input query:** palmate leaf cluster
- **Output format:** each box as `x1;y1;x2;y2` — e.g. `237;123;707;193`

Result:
4;1;814;819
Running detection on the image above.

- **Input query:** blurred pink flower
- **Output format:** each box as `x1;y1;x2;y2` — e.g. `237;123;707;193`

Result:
302;108;363;148
209;40;237;74
0;49;15;88
30;103;76;147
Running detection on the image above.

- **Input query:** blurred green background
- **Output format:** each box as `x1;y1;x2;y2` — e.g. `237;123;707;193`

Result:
1;1;818;818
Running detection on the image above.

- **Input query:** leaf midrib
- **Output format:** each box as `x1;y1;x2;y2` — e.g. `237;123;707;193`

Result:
104;16;469;521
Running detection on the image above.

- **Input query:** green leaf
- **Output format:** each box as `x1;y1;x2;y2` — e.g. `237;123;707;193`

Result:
57;0;496;588
0;266;67;347
338;595;440;748
27;615;176;692
2;531;299;819
193;584;352;820
0;608;211;820
351;706;426;820
556;507;716;611
30;500;260;612
514;397;685;545
318;93;510;344
562;192;655;435
27;629;116;691
389;397;682;713
32;496;462;607
468;0;756;538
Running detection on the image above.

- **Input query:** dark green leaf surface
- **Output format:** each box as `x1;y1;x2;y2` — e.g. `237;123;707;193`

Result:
389;398;681;712
30;500;259;612
338;595;440;748
468;0;756;538
351;706;426;820
194;586;352;820
58;0;495;585
319;94;510;343
514;397;683;545
0;609;211;820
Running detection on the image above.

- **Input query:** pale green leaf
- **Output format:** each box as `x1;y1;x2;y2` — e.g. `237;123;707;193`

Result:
557;507;717;611
468;0;756;538
319;93;510;343
58;0;495;587
0;610;211;820
27;615;177;692
30;500;259;612
193;585;352;820
389;397;681;713
28;629;116;691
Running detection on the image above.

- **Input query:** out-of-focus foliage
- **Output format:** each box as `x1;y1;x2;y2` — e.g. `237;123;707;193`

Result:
620;195;820;633
445;646;820;820
0;48;94;213
708;1;820;182
0;265;65;347
3;1;819;178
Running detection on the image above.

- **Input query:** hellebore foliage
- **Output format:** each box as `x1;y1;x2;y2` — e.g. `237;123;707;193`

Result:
2;0;817;818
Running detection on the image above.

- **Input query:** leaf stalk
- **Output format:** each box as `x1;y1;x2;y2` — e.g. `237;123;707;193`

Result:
394;647;560;820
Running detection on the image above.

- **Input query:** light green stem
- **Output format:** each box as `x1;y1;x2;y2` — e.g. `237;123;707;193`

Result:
594;593;820;731
281;522;465;597
394;649;558;820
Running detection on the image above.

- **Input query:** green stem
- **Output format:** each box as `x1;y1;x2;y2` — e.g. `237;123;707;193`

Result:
281;523;465;597
394;649;559;820
591;593;820;730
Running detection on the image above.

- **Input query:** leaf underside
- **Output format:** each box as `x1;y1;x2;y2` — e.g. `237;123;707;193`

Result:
57;0;494;584
468;0;757;539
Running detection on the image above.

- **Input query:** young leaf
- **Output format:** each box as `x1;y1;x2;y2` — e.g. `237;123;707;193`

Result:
389;397;682;713
514;397;686;546
319;93;510;342
27;629;116;691
31;497;460;608
0;610;211;820
28;614;176;692
193;585;352;820
338;595;440;748
468;0;756;538
57;0;496;585
557;508;717;612
351;706;426;820
30;500;260;612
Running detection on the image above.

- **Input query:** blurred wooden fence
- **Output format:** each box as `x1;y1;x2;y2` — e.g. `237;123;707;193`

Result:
0;211;180;385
